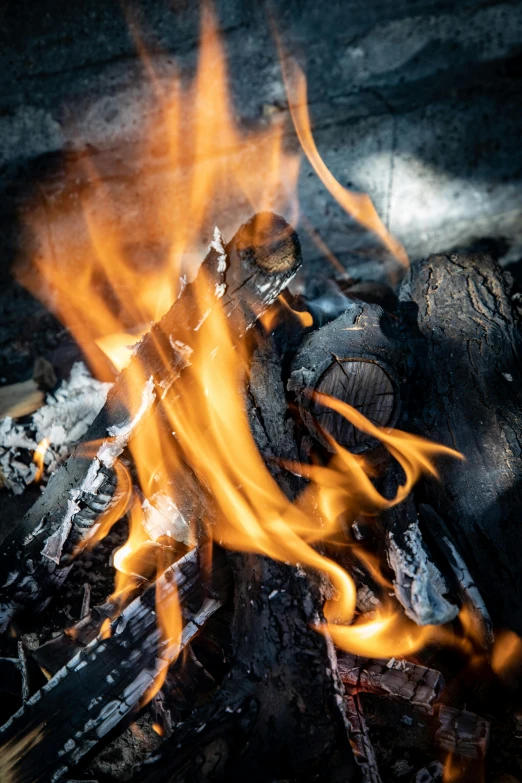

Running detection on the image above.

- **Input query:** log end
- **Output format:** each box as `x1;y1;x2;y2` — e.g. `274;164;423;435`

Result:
232;212;302;276
311;359;396;450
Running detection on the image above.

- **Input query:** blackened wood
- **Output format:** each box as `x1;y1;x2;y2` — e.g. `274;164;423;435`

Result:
136;335;358;783
0;548;229;783
289;302;457;626
399;252;522;635
288;301;401;453
246;327;305;498
0;212;301;633
434;705;490;760
344;693;382;783
338;654;444;715
381;465;458;627
411;761;443;782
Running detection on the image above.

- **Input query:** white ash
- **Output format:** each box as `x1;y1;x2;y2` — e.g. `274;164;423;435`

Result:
210;227;227;298
387;520;459;626
0;362;112;495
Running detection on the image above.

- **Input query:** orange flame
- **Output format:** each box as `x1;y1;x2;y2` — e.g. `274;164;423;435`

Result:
16;8;459;704
32;437;50;483
491;629;522;680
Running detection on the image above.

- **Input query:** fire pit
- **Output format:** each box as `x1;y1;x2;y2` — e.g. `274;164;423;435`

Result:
1;3;522;783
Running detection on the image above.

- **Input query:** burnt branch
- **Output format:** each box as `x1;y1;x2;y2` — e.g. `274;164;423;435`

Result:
344;693;383;783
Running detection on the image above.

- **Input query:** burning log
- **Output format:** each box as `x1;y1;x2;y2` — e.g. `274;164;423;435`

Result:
434;705;490;760
288;302;459;626
135;333;358;782
400;252;522;635
338;653;444;715
0;212;302;633
0;547;230;783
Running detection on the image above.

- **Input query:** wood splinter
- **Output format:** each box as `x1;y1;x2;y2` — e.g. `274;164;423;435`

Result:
345;692;382;783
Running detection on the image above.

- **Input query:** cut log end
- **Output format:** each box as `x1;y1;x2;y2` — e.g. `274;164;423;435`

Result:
232;211;302;276
311;359;395;449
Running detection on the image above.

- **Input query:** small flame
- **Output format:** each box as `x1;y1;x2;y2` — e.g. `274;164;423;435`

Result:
491;629;522;679
260;294;314;332
33;437;50;483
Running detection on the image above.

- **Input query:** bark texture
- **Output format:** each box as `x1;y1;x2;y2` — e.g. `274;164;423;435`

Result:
400;253;522;634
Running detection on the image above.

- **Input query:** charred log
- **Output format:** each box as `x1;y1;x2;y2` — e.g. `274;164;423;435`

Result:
135;333;358;783
0;548;230;783
400;252;522;635
434;705;490;760
288;303;459;627
288;301;401;453
338;654;444;715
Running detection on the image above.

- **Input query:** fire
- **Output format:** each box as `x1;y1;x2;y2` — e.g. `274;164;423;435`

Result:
16;5;463;703
32;437;50;483
491;629;522;680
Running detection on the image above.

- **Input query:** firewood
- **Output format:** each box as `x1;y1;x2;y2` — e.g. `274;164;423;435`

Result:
0;212;302;634
32;545;209;677
0;547;230;783
400;252;522;635
338;653;444;715
344;693;383;783
288;305;459;627
434;705;490;760
0;379;44;419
